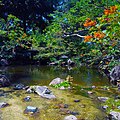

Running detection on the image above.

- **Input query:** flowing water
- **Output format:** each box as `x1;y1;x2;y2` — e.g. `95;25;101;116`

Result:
0;65;110;86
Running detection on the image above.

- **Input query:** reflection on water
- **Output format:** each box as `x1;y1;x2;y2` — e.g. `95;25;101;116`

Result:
0;65;110;86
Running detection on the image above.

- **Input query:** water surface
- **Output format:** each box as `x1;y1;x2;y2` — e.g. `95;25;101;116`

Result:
0;65;110;86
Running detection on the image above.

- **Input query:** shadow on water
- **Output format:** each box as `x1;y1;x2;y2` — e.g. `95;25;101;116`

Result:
0;65;110;86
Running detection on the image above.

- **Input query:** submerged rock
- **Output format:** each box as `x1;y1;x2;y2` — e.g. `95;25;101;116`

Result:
0;102;9;108
102;105;108;110
109;111;120;120
23;96;31;102
49;78;64;86
98;97;109;102
24;106;39;114
34;86;56;99
13;84;24;90
64;115;77;120
74;99;80;102
0;75;10;87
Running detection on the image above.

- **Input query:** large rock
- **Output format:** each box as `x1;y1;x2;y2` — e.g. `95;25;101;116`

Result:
109;111;120;120
110;66;120;82
49;78;64;86
0;75;10;87
34;86;56;99
64;115;77;120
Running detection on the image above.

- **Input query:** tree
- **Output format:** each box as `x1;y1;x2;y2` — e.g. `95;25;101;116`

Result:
1;0;61;32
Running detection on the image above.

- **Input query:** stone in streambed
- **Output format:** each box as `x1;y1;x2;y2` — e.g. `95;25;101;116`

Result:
34;86;56;99
74;99;80;102
24;106;39;114
0;102;9;108
23;96;31;102
64;115;77;120
13;84;25;90
98;97;109;102
109;111;120;120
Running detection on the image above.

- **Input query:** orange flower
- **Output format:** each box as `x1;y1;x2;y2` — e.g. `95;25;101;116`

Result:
104;9;111;15
110;6;117;13
104;6;117;15
84;35;93;42
83;18;96;27
94;32;105;39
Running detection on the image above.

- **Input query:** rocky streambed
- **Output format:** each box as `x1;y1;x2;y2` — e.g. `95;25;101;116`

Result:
0;83;120;120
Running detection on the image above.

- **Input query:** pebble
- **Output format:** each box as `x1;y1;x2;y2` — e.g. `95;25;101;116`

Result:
13;84;24;90
87;91;93;94
23;96;31;102
92;86;96;89
0;102;9;108
98;97;109;102
70;111;79;115
74;99;80;102
117;106;120;109
24;106;39;114
58;104;69;108
102;105;108;110
64;115;77;120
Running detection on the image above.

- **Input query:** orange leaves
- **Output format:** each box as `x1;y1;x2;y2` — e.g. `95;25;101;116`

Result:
104;6;117;15
94;32;105;39
84;35;92;42
83;18;96;27
84;31;106;42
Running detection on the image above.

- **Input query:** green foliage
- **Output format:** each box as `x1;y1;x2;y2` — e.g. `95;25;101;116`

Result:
0;15;32;59
51;80;71;88
103;98;120;113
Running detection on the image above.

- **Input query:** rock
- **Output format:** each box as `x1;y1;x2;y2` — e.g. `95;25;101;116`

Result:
110;66;120;82
59;86;66;90
58;104;69;108
109;111;120;120
49;78;64;86
24;106;39;114
13;84;24;90
92;86;96;89
67;59;75;66
0;102;9;108
115;95;120;99
70;111;79;115
26;87;33;93
34;86;56;99
64;115;77;120
87;91;93;94
102;105;108;110
0;59;8;66
0;75;10;87
23;96;31;102
98;97;109;102
74;99;80;102
117;106;120;109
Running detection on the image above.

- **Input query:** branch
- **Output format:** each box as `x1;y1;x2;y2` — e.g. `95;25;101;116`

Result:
62;34;85;38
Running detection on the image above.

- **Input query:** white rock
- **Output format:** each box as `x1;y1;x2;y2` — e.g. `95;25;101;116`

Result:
98;97;109;102
110;111;120;120
49;78;64;85
64;115;77;120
